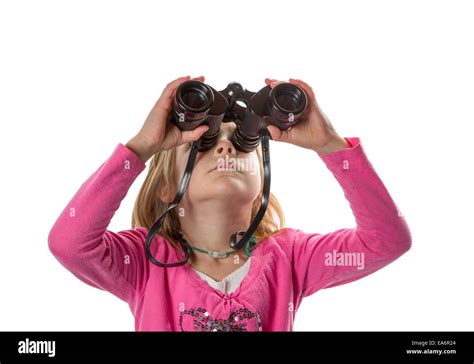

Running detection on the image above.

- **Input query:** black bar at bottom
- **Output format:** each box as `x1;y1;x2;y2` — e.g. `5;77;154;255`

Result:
0;331;472;361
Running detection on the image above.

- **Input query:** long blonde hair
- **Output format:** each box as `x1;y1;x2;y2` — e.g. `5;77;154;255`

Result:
131;144;285;247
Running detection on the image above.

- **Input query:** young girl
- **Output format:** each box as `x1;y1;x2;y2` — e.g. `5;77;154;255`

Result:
48;75;411;331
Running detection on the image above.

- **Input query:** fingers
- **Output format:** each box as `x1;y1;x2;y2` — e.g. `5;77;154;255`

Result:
265;77;286;89
156;75;205;110
265;78;279;85
180;124;210;144
288;78;318;108
160;75;191;101
266;125;281;141
267;125;291;144
153;76;190;117
265;77;316;103
154;75;204;122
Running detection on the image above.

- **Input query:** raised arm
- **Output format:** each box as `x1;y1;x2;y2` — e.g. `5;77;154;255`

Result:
263;77;411;298
48;143;149;302
285;138;411;297
48;76;210;303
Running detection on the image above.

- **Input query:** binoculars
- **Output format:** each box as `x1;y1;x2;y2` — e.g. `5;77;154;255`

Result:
172;80;308;152
145;80;308;268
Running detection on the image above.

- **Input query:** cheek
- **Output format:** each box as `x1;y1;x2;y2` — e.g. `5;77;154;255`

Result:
247;173;261;198
245;155;262;194
175;148;194;180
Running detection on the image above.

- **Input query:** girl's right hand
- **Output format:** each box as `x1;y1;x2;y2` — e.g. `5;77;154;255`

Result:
126;75;210;162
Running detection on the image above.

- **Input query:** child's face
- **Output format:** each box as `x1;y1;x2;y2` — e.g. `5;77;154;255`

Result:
175;122;262;208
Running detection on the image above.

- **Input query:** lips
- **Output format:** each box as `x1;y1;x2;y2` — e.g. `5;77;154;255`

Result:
208;164;239;174
207;158;241;173
211;162;230;172
208;160;223;173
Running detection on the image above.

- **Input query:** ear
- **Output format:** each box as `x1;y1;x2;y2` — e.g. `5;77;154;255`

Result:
158;184;173;204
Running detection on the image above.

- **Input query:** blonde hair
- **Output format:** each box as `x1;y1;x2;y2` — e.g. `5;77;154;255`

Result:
131;144;285;247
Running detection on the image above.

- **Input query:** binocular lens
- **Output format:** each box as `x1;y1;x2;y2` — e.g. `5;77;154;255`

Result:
269;84;307;125
275;89;304;111
181;88;210;110
175;81;214;122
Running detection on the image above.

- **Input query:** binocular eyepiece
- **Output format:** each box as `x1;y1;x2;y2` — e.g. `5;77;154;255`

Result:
173;80;308;152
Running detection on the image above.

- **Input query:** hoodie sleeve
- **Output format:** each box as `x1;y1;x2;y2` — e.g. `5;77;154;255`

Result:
48;143;149;303
283;138;411;298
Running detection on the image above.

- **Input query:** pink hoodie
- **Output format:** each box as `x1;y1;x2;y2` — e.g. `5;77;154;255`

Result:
48;138;411;331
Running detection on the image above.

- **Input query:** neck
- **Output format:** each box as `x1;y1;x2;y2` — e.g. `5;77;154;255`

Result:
179;199;253;255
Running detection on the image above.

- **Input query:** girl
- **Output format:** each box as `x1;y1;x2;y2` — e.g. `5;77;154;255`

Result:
48;75;411;331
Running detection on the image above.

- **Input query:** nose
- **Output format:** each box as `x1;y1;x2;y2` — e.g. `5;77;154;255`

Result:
213;137;236;157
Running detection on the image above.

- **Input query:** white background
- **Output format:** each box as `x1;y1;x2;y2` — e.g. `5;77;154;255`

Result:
0;0;473;331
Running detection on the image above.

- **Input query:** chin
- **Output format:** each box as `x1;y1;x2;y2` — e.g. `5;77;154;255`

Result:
189;174;260;205
217;179;252;196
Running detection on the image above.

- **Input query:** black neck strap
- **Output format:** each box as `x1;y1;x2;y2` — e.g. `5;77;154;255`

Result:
145;129;271;268
229;129;271;250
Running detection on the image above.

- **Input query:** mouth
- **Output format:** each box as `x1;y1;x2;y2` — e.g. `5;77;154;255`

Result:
208;165;242;174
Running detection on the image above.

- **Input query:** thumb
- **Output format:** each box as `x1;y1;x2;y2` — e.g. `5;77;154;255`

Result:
180;124;209;144
267;125;287;142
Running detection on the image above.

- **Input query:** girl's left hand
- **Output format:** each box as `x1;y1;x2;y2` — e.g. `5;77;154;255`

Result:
264;78;349;155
